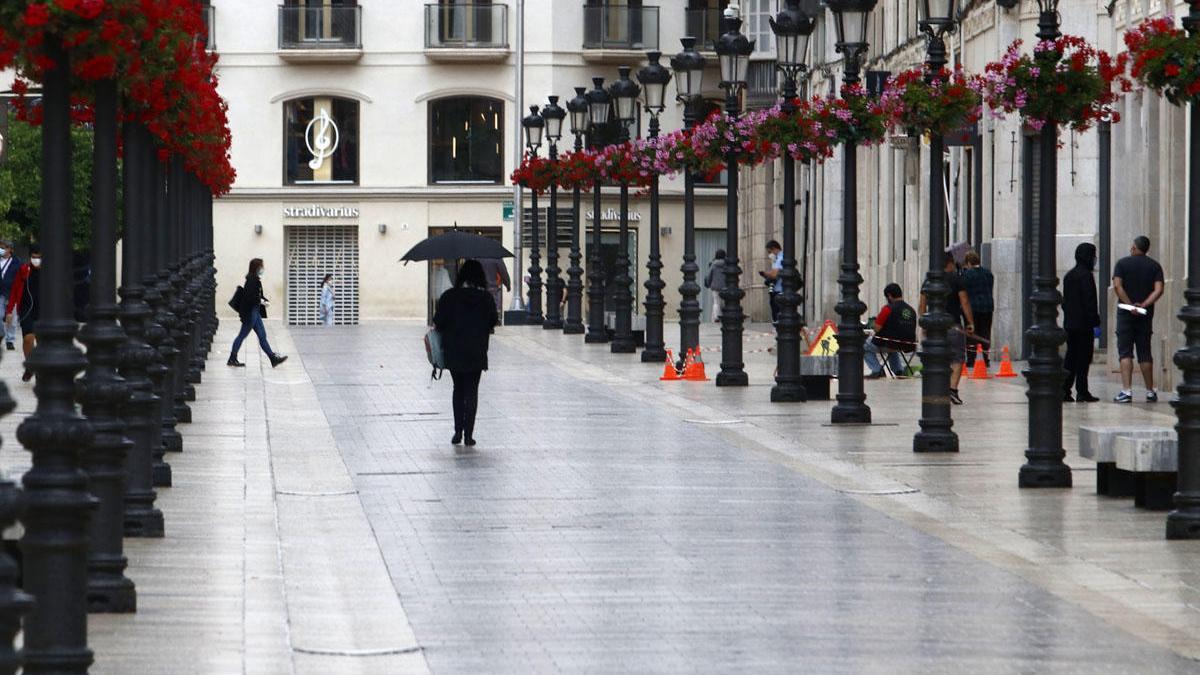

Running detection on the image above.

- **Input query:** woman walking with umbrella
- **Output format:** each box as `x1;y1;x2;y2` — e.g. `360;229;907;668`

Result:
433;259;497;446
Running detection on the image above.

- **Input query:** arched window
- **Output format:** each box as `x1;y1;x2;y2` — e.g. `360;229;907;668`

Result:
429;97;504;184
283;96;360;185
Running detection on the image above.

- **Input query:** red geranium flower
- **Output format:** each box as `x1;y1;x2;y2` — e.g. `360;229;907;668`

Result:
24;3;51;27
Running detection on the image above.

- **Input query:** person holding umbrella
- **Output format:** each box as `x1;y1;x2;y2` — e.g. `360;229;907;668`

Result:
433;259;498;446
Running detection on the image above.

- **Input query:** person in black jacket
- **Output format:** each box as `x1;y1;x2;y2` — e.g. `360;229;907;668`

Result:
1062;242;1101;402
433;259;498;446
228;258;288;368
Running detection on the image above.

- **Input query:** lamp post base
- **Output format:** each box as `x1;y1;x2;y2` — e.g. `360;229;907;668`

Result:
770;382;806;402
1166;510;1200;539
913;429;959;453
122;508;165;538
87;574;137;614
1018;461;1072;488
715;370;748;387
611;339;636;354
640;347;666;363
563;322;584;335
830;403;871;425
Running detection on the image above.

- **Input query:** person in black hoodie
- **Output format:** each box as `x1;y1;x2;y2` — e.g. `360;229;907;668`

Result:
228;258;288;368
433;258;498;446
1062;242;1101;402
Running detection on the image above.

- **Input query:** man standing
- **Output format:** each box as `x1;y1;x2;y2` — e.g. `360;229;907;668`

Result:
1063;243;1101;402
960;250;994;368
704;249;726;323
0;241;19;351
864;283;916;378
920;252;975;405
1112;235;1165;403
758;240;783;323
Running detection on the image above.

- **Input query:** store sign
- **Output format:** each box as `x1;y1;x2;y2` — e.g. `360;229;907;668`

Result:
283;205;360;218
502;201;514;222
305;108;339;170
586;208;643;222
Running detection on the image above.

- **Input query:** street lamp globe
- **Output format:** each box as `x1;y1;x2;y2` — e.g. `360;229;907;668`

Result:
637;51;673;115
541;95;566;144
567;87;590;137
770;0;817;75
522;105;544;153
918;0;958;34
714;13;754;88
587;77;611;128
608;66;642;132
671;37;707;102
1035;0;1060;12
827;0;878;50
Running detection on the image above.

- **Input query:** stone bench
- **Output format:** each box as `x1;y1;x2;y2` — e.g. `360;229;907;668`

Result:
1078;426;1172;497
799;355;836;400
1114;434;1178;510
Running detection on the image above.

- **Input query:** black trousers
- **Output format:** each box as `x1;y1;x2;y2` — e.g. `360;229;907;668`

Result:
965;311;993;367
450;370;483;437
1063;328;1095;396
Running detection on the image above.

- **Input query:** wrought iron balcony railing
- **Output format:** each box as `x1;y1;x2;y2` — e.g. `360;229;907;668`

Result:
582;4;659;51
424;3;508;49
278;5;362;50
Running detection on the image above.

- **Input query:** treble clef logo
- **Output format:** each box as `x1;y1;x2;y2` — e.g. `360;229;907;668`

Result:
305;108;340;171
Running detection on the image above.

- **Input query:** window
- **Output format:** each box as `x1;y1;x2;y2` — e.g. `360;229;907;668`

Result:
280;0;360;49
429;97;504;184
744;0;772;54
283;97;360;185
435;0;493;45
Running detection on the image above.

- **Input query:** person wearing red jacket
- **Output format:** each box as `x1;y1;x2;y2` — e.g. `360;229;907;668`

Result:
4;245;41;382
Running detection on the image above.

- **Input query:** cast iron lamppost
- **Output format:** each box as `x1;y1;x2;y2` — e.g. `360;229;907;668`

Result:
714;9;753;386
638;51;672;364
672;37;706;357
827;0;877;422
1168;0;1200;538
18;40;97;673
609;66;641;354
769;0;816;402
522;105;545;325
913;0;960;452
585;78;611;344
542;96;566;330
1020;0;1072;487
563;87;590;335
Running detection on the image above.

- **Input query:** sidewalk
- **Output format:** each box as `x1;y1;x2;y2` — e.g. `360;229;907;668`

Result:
0;322;429;674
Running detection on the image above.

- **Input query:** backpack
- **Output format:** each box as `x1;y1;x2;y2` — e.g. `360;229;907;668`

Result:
424;328;445;380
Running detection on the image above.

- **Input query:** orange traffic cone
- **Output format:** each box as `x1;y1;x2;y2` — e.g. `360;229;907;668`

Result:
969;344;990;380
684;346;710;381
996;345;1017;377
660;349;681;381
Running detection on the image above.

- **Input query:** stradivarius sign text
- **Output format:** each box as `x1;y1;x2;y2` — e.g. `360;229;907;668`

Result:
283;205;360;218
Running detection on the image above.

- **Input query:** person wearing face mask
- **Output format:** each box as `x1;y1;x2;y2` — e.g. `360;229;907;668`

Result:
228;258;287;368
5;245;42;382
0;241;20;351
318;273;335;326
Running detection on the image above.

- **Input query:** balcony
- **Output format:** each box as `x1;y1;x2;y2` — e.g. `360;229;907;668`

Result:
745;60;777;110
424;3;510;63
582;4;659;63
201;5;215;51
277;4;363;64
684;8;721;53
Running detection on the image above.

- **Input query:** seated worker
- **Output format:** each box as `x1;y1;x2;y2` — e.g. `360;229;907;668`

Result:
865;283;917;378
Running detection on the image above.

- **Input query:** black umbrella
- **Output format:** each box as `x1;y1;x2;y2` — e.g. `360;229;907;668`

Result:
400;228;512;264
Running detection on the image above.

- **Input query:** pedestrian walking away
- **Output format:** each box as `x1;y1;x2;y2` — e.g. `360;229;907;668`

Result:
759;240;783;323
960;249;994;368
480;257;512;324
704;249;727;323
1062;243;1101;403
433;259;498;447
864;283;916;378
919;252;975;405
1112;235;1164;403
229;257;288;368
0;241;20;351
319;273;336;326
5;245;41;382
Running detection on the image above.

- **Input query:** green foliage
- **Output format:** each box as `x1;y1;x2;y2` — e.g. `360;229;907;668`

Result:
0;112;98;250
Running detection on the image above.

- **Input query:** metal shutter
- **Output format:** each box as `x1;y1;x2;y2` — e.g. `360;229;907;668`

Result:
285;225;360;325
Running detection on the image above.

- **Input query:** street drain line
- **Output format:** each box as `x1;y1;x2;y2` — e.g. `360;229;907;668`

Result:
275;490;359;497
292;646;424;657
684;419;744;425
835;487;920;496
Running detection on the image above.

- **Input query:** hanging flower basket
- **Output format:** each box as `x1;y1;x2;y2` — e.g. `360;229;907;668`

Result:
981;35;1130;133
591;143;652;187
510;154;557;193
553;150;598;191
882;67;983;137
1124;16;1200;105
752;101;837;164
808;84;892;147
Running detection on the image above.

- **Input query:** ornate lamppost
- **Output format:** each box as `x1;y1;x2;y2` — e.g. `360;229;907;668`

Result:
714;9;753;386
1168;0;1200;539
609;66;641;354
671;38;707;357
521;105;545;325
827;0;877;422
585;78;611;344
1020;0;1072;487
638;52;672;364
769;0;816;402
913;0;960;452
563;87;590;335
541;96;566;330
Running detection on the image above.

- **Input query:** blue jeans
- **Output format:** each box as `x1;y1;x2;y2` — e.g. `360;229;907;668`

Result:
864;337;904;376
230;308;276;361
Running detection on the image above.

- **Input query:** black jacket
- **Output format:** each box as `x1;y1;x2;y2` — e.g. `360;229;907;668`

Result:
1062;265;1100;331
239;275;266;322
433;286;498;372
